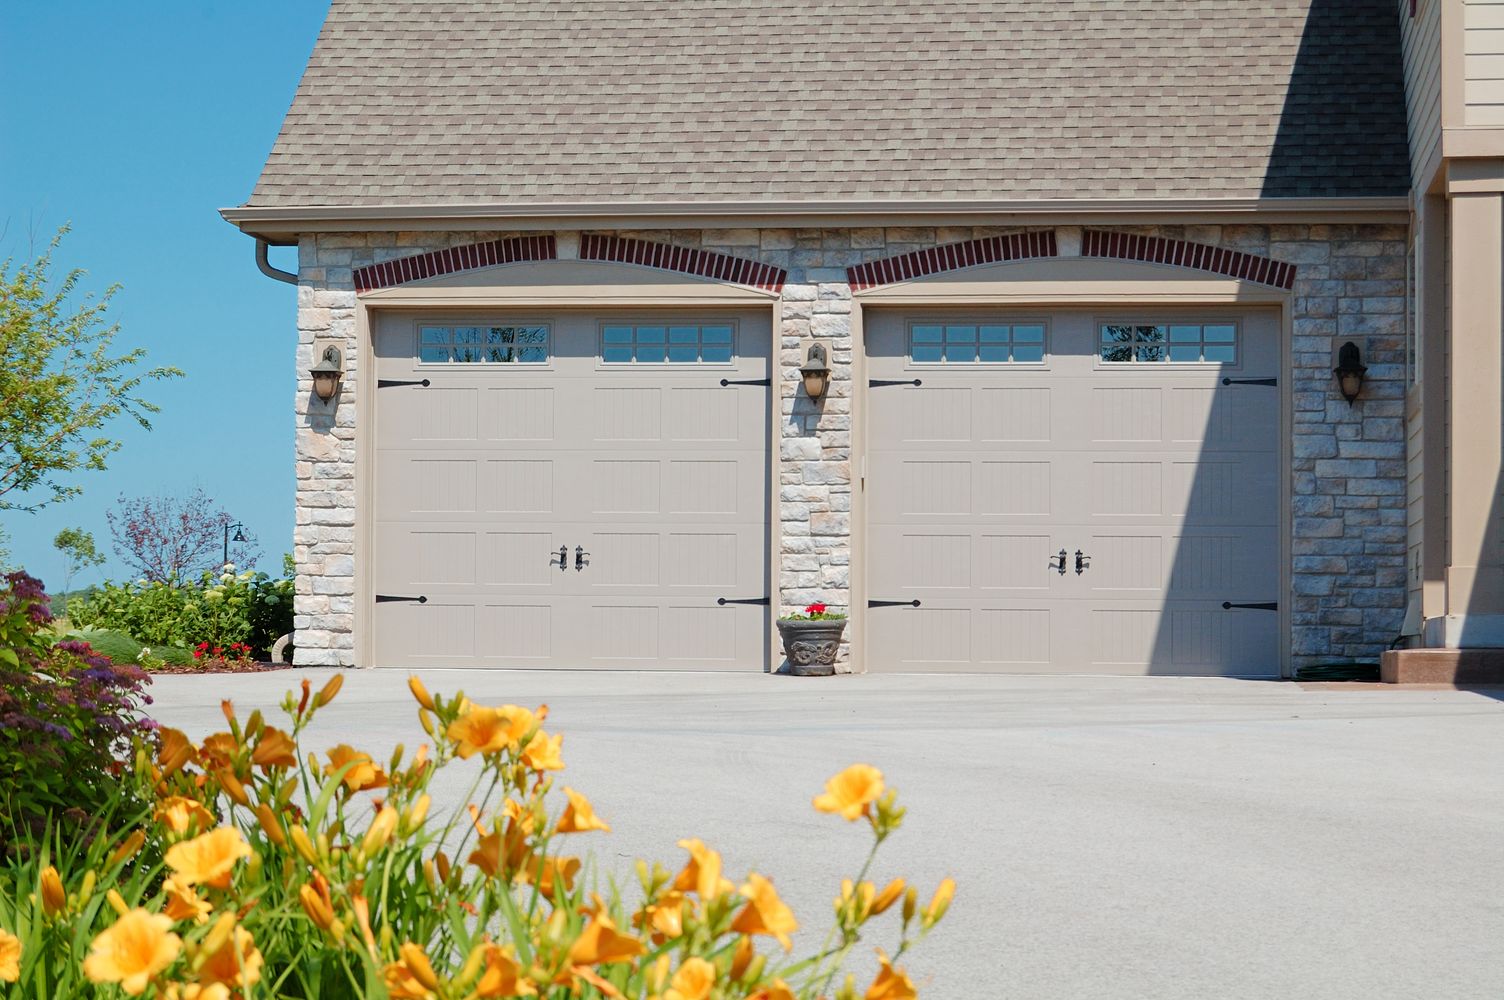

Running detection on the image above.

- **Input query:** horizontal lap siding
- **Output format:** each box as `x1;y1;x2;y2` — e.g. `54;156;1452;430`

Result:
1403;0;1442;175
1466;1;1504;125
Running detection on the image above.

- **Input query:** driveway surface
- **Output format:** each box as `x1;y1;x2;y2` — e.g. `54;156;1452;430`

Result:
147;671;1504;1000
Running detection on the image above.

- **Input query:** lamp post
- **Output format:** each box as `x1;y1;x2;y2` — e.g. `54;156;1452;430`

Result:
223;522;247;568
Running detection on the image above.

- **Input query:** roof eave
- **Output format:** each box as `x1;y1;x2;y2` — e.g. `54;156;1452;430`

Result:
220;196;1410;241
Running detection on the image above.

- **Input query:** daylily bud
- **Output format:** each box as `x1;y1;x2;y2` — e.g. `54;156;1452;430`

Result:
923;877;955;925
298;679;312;715
435;851;452;884
362;806;399;855
400;942;442;991
872;878;906;915
902;885;918;924
418;709;436;737
835;972;857;1000
217;769;251;808
408;675;436;710
316;673;344;707
221;699;237;727
730;935;755;980
290;825;319;865
423;859;437;888
300;884;336;930
40;865;66;916
647;955;671;993
106;889;129;916
108;829;146;867
743;953;767;985
403;794;431;833
246;709;264;740
202;912;237;958
457;943;488;988
256;804;287;846
79;870;97;904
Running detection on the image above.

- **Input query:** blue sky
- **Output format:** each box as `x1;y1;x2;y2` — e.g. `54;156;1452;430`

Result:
1;2;330;588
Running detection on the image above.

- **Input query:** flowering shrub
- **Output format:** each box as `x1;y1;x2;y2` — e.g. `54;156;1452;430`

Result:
0;676;952;998
68;567;293;660
191;642;255;670
0;572;154;844
779;603;847;622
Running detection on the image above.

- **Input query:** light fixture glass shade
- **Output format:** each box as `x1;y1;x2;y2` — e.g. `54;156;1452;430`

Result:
800;342;831;400
309;345;344;402
1333;340;1366;406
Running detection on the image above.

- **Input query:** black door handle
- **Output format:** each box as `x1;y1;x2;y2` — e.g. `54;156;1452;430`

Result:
551;545;568;571
575;545;590;571
1049;549;1067;575
1075;550;1091;575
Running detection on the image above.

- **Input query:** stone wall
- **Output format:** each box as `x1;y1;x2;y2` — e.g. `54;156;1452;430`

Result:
293;222;1408;669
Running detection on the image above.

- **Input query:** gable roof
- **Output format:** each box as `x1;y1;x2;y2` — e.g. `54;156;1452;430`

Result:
241;0;1409;210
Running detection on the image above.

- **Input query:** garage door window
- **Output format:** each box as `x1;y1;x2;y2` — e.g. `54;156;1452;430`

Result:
909;323;1046;363
601;324;734;364
419;325;549;363
1100;323;1237;364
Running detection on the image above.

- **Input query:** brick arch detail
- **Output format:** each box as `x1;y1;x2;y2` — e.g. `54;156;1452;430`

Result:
1082;230;1296;290
353;235;557;293
578;235;787;292
846;231;1058;291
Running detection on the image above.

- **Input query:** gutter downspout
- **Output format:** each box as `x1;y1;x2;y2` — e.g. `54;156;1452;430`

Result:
256;238;298;284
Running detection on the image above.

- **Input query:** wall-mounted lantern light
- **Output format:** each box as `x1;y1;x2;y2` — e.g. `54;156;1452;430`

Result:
310;345;344;402
1333;340;1366;406
801;342;831;401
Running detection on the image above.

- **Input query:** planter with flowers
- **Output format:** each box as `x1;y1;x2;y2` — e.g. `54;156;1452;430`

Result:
776;602;847;676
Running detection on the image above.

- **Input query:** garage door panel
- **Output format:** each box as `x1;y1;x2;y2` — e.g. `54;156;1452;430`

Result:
481;386;556;441
375;601;476;663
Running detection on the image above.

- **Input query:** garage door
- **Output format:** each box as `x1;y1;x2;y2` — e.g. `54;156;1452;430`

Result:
865;309;1279;675
372;310;770;669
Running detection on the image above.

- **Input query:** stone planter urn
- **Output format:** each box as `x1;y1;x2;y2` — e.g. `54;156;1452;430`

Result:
776;617;847;676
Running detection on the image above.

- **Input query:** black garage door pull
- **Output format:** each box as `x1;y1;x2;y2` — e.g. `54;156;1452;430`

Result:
1221;377;1277;386
377;378;431;388
376;594;428;604
869;379;922;388
869;599;921;608
717;597;770;606
1223;601;1277;611
720;378;771;387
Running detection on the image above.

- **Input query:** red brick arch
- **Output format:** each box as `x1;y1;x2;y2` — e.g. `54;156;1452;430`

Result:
846;231;1058;291
578;235;786;292
1082;230;1296;290
353;235;556;293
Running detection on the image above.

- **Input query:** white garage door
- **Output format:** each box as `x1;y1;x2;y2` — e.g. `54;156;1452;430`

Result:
372;310;770;669
865;308;1280;675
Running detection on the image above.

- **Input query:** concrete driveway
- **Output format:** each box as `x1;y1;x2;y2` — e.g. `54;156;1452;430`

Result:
147;671;1504;1000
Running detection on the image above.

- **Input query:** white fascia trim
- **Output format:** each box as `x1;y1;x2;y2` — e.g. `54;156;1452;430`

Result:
220;196;1411;236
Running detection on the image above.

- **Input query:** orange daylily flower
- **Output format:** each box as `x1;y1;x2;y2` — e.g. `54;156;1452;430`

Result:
160;984;230;1000
324;744;387;792
197;733;238;771
0;929;19;982
468;825;530;879
522;854;581;899
732;873;798;950
570;964;627;1000
384;942;442;998
672;838;734;900
474;944;537;997
567;912;645;966
813;764;885;821
251;727;298;771
164;827;252;889
197;915;263;990
157;727;196;775
521;731;565;771
747;980;798;1000
156;796;215;836
865;950;917;1000
39;865;67;916
665;956;717;1000
82;909;182;995
447;705;538;758
161;876;212;924
556;788;610;833
637;890;688;941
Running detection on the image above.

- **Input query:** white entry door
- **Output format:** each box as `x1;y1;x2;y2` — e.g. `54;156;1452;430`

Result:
372;310;770;669
865;308;1280;675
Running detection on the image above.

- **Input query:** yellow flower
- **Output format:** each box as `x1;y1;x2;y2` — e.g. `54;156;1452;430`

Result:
447;705;537;759
83;909;182;995
197;916;262;990
865;950;917;1000
813;764;885;821
521;731;565;771
39;865;67;916
251;727;298;771
671;838;733;900
164;827;252;889
324;744;387;792
567;912;645;966
556;788;610;833
0;928;19;982
665;957;717;1000
160;984;230;1000
732;873;798;950
156;797;216;836
384;942;442;998
474;944;537;997
923;877;954;924
161;876;212;924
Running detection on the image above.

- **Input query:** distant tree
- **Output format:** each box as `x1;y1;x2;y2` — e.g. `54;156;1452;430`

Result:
107;490;258;584
53;526;105;593
0;226;181;512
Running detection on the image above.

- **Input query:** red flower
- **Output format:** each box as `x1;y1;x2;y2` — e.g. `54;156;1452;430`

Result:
806;603;826;615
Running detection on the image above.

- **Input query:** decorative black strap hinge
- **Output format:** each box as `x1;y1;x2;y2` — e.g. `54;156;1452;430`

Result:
869;379;922;388
720;378;771;387
1221;377;1277;387
868;599;921;608
376;594;428;604
717;597;770;606
377;378;431;388
1223;601;1278;611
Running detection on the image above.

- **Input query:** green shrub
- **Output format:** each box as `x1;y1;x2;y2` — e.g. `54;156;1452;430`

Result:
67;568;293;659
66;630;194;668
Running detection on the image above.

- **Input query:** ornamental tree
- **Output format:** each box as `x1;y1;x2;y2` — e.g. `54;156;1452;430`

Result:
107;489;258;584
0;226;181;512
52;526;105;593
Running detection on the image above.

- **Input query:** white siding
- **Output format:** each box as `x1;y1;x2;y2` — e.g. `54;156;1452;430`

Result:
1403;0;1444;179
1466;0;1504;124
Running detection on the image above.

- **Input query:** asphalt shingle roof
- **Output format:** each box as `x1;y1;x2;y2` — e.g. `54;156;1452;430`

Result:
245;0;1410;207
